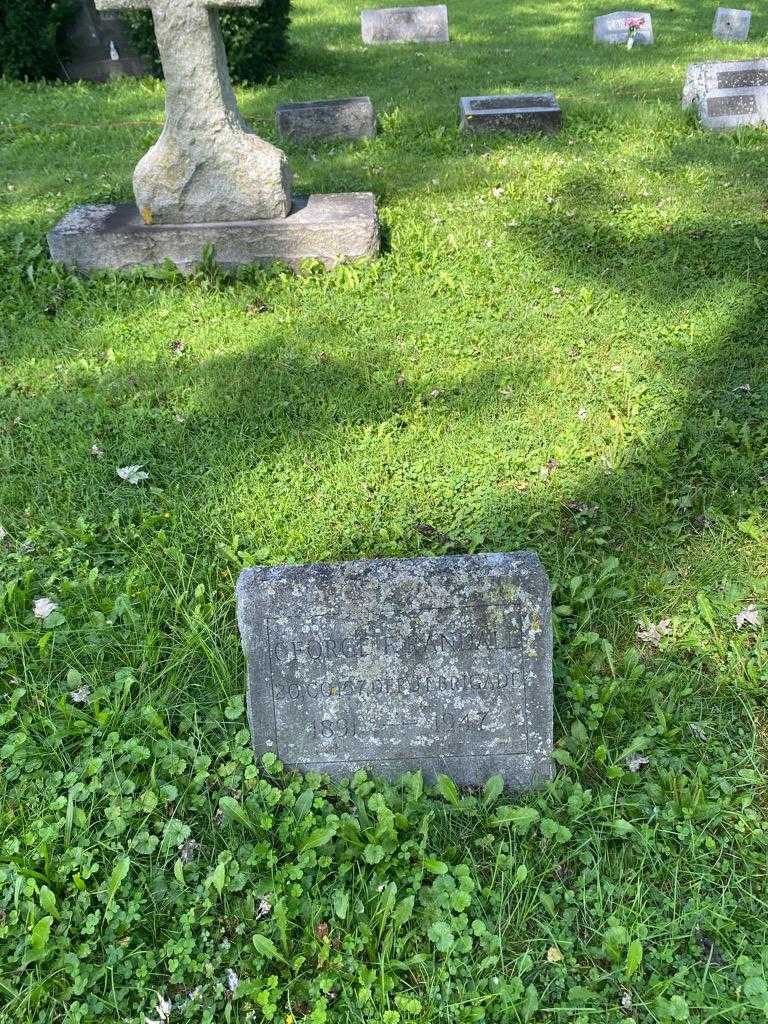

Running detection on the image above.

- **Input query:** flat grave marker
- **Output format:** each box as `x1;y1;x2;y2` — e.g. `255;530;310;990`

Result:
712;7;751;41
593;10;654;45
361;4;449;44
276;97;376;142
459;94;562;135
683;58;768;129
237;552;554;789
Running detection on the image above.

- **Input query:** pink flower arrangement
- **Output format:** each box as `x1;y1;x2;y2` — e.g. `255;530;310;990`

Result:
625;15;645;47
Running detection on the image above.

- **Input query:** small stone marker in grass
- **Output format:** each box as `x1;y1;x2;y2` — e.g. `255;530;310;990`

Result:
683;58;768;129
276;97;377;142
48;0;379;272
237;552;553;789
712;7;751;42
361;4;449;44
593;11;654;46
459;94;562;135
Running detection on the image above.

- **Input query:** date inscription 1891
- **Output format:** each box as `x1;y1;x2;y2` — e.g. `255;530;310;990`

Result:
265;604;528;764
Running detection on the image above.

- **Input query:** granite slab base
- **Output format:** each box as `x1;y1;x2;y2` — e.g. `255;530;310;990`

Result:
47;193;380;273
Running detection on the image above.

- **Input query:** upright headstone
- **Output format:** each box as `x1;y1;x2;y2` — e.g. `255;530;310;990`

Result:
683;58;768;129
459;94;562;135
237;552;554;789
277;97;377;142
712;7;751;42
63;0;146;82
361;4;449;43
593;11;654;45
48;0;379;272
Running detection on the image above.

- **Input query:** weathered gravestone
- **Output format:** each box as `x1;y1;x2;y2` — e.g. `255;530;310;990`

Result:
361;4;449;44
712;7;751;42
63;0;146;82
277;97;377;142
683;58;768;129
237;552;554;788
459;94;562;135
593;11;654;45
48;0;379;272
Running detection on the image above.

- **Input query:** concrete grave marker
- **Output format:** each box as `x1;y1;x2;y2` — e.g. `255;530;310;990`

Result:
459;94;562;135
593;11;654;46
361;4;449;44
712;7;751;42
683;58;768;129
63;0;146;82
48;0;379;271
277;97;377;142
237;552;554;789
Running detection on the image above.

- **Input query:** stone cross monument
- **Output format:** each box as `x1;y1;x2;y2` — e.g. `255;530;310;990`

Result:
48;0;379;272
94;0;291;224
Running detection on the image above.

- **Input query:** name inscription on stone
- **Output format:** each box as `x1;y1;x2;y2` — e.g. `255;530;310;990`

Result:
707;93;757;117
717;69;768;89
266;603;528;763
237;553;553;788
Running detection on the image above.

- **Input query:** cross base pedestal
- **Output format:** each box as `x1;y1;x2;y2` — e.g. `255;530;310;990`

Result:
48;194;380;273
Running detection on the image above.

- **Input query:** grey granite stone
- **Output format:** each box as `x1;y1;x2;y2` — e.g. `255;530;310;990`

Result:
277;97;377;142
94;0;291;224
63;0;147;82
712;7;751;41
593;11;654;45
683;58;768;129
47;194;380;273
459;94;561;135
236;552;553;789
361;4;449;43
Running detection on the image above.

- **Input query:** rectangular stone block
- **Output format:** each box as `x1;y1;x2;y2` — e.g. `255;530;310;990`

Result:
47;194;380;273
593;11;654;45
459;94;562;135
236;552;554;789
277;97;376;142
712;7;751;41
361;4;449;43
683;58;768;130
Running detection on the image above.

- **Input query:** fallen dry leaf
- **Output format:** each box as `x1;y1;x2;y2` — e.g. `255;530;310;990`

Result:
735;604;760;629
33;597;58;619
636;619;672;646
70;684;91;705
626;755;651;773
546;946;564;963
117;465;149;485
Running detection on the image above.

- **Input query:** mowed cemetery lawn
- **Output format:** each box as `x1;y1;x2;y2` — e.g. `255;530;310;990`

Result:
1;0;768;1020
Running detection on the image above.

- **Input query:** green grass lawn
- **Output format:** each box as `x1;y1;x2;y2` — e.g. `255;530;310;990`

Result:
1;0;768;1020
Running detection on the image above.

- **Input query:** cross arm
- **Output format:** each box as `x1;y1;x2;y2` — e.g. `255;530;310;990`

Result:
94;0;150;10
